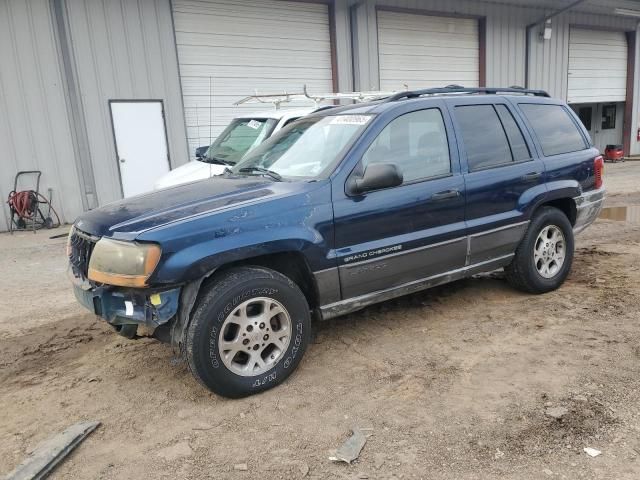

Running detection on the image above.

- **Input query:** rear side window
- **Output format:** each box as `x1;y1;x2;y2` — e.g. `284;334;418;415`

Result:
519;104;587;156
455;105;512;171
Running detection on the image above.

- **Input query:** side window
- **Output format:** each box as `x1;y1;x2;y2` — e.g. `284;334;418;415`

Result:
495;104;531;162
361;109;451;184
519;104;587;156
455;105;512;171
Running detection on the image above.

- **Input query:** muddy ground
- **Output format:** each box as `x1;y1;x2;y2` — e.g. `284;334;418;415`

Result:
1;162;640;479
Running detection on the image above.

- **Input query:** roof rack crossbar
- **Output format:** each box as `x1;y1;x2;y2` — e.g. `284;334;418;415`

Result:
384;86;550;102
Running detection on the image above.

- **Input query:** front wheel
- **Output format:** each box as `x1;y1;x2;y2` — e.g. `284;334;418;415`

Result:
505;206;574;294
185;266;311;398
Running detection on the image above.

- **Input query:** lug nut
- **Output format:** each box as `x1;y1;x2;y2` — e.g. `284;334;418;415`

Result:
259;322;265;329
253;345;259;351
263;334;269;341
246;325;253;332
243;339;249;345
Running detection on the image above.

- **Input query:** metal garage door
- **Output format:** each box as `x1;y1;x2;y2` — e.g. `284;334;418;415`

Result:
377;10;479;91
172;0;333;157
568;28;627;103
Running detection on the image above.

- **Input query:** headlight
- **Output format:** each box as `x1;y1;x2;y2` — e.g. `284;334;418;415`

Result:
88;238;161;287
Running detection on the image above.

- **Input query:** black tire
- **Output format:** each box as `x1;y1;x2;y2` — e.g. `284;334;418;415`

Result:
185;266;311;398
505;206;574;294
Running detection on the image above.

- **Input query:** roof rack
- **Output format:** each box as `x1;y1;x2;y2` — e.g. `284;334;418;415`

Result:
234;91;306;110
301;84;396;104
384;85;550;102
234;85;399;109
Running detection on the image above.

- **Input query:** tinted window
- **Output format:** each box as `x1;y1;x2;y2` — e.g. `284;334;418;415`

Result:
362;109;451;183
519;104;587;156
455;105;512;171
601;104;616;130
577;106;592;131
495;104;531;162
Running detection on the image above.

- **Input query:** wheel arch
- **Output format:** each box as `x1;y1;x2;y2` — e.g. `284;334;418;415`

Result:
210;251;319;311
530;182;580;226
540;197;577;226
166;250;321;349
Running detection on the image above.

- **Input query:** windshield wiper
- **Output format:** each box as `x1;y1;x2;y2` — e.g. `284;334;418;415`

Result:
205;156;234;166
238;166;282;181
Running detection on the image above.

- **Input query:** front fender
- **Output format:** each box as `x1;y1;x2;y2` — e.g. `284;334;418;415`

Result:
156;230;323;283
139;185;334;284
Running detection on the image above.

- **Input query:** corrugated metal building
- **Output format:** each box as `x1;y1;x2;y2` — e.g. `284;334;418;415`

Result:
1;0;639;230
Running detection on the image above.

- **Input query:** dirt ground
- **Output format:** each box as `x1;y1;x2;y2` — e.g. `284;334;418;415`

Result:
1;162;640;480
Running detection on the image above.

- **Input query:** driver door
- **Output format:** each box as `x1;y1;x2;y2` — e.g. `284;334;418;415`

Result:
332;105;467;299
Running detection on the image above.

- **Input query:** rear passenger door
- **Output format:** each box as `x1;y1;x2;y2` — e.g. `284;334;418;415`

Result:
447;98;546;265
332;104;466;299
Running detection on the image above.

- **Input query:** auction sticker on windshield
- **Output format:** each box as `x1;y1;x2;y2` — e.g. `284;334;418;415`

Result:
247;119;262;129
329;115;371;125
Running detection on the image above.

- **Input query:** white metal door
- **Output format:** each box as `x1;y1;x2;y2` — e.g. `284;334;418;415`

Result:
573;102;624;153
594;102;624;152
568;28;627;104
377;10;479;91
172;0;333;157
110;101;170;197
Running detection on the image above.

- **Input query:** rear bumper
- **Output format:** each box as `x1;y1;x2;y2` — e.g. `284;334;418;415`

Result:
573;187;605;234
71;274;180;329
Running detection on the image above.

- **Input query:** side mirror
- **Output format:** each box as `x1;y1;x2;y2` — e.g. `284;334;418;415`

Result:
195;146;208;159
350;163;403;194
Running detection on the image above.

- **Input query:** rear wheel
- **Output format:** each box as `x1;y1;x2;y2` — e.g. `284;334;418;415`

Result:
185;266;311;398
505;207;574;294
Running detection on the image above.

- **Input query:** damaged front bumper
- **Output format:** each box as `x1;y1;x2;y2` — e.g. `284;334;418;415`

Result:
71;275;180;332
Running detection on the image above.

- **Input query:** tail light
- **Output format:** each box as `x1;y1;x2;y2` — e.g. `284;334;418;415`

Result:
594;155;604;189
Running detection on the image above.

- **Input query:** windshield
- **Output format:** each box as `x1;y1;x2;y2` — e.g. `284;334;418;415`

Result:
204;117;277;164
231;114;372;179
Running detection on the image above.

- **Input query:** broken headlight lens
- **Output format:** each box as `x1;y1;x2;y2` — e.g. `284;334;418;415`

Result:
88;238;161;287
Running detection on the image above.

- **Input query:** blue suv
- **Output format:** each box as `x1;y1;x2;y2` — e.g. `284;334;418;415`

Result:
68;86;605;398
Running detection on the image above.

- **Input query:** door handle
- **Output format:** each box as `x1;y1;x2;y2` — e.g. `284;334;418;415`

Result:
521;172;541;182
430;189;460;201
120;158;126;163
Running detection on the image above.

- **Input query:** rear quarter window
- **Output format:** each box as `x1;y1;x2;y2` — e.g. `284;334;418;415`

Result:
519;104;587;156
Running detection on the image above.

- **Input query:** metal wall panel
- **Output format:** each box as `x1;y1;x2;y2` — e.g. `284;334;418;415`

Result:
333;0;353;92
568;28;627;103
63;0;188;206
377;10;479;90
350;1;637;93
632;24;640;155
172;0;334;157
0;0;84;230
347;0;640;153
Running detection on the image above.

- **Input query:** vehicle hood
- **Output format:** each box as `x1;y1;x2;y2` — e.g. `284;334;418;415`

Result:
153;161;226;190
75;176;307;239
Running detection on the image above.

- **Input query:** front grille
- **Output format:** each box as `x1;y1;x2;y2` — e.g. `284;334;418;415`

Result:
69;228;98;278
